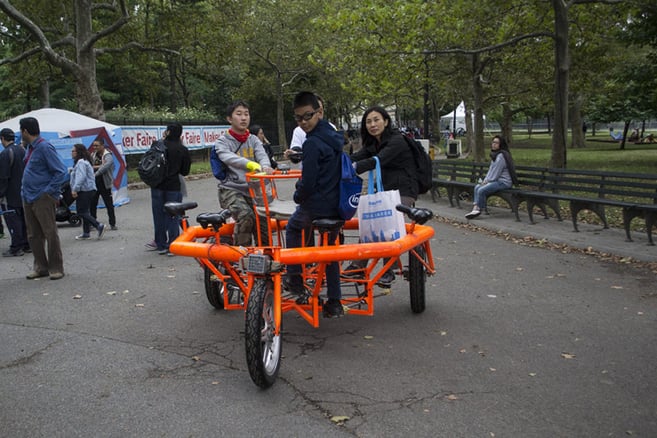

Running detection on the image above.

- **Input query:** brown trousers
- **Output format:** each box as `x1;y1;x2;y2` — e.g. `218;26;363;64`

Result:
23;194;64;275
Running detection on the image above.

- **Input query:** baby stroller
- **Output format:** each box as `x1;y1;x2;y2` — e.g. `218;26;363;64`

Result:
56;182;82;226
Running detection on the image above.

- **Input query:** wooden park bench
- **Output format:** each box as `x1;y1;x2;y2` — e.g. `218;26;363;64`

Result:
431;160;657;245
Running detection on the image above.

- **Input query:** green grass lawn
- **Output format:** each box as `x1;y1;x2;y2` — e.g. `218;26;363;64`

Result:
510;134;657;174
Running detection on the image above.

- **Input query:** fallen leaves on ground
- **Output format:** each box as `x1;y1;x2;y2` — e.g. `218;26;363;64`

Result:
435;216;657;273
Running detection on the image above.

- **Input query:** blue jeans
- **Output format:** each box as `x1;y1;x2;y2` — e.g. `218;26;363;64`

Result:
151;188;182;250
473;181;511;210
285;206;341;300
75;190;102;235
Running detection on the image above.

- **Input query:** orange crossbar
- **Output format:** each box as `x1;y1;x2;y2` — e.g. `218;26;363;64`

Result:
170;222;434;264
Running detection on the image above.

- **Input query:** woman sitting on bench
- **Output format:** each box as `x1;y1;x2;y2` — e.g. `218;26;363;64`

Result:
465;135;518;220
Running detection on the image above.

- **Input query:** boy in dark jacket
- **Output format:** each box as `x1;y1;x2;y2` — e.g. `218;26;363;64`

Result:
284;92;344;318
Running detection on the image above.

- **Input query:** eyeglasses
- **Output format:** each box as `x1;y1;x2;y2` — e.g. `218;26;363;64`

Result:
293;111;318;122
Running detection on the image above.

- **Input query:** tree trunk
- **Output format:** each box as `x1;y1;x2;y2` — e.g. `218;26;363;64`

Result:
168;58;177;112
501;103;513;144
471;53;486;163
551;0;569;168
619;121;630;150
465;108;474;154
40;79;50;108
570;94;585;148
74;0;105;120
275;73;286;148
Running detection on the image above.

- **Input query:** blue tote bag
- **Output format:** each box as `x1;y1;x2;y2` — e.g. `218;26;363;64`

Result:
338;152;363;220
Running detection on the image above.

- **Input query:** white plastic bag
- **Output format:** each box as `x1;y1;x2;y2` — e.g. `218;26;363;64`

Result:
357;157;406;243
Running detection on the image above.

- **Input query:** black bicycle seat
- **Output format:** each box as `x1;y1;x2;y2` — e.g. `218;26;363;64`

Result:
312;218;345;233
164;201;198;217
196;209;232;230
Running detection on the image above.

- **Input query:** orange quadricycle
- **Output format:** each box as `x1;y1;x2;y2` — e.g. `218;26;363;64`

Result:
166;168;435;388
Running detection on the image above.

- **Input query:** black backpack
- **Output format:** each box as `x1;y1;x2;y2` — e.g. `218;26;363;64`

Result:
403;135;432;194
138;140;167;187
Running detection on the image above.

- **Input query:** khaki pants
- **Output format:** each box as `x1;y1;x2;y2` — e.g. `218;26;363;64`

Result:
23;194;64;275
218;188;255;246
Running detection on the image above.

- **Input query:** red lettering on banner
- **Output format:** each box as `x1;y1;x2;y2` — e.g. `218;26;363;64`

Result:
183;131;201;145
137;132;158;146
203;131;222;143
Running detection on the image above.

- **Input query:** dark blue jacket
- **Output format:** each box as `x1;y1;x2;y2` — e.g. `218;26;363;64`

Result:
0;142;25;207
293;119;343;217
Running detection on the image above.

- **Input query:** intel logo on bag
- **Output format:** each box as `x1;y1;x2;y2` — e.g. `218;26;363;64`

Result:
349;193;360;208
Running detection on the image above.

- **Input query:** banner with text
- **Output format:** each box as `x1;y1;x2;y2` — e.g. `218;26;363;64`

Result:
121;125;230;154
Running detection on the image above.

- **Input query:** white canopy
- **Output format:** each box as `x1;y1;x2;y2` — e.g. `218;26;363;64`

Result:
1;108;120;138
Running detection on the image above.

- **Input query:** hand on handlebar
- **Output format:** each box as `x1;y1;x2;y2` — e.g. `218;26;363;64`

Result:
395;204;434;225
246;161;262;172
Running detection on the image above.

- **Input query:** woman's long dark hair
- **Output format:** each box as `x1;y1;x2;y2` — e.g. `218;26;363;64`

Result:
73;143;92;163
360;106;395;147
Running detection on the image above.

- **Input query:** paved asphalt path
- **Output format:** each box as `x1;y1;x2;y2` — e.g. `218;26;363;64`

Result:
1;175;656;437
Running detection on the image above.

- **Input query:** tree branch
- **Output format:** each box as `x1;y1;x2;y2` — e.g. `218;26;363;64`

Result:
80;0;130;52
95;42;180;57
419;32;554;57
0;36;75;66
0;1;79;74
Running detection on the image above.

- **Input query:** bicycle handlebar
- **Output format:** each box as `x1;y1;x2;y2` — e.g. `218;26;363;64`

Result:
395;204;434;225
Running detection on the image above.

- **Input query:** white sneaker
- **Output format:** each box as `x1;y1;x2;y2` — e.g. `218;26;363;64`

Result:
465;209;481;219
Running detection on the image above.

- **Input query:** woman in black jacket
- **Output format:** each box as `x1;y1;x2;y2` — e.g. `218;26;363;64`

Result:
345;106;418;286
351;106;418;206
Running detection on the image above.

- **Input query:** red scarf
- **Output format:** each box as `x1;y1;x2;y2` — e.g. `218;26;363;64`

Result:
229;129;250;144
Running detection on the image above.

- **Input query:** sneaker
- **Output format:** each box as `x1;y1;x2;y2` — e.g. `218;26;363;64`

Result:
341;262;366;279
145;241;158;250
49;272;65;280
166;251;175;257
26;271;49;280
97;223;106;239
158;248;169;255
2;249;24;257
322;298;344;318
283;276;309;304
376;270;395;288
283;276;305;295
465;208;481;220
110;225;118;231
75;234;91;240
23;247;32;253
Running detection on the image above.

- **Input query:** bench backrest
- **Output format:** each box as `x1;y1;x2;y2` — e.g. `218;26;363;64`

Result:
431;161;657;204
544;168;657;204
432;160;486;183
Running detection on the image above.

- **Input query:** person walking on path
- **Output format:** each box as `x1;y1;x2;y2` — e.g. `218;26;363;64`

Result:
145;123;191;255
465;135;518;220
90;139;117;230
0;128;30;256
19;117;69;280
70;143;105;241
